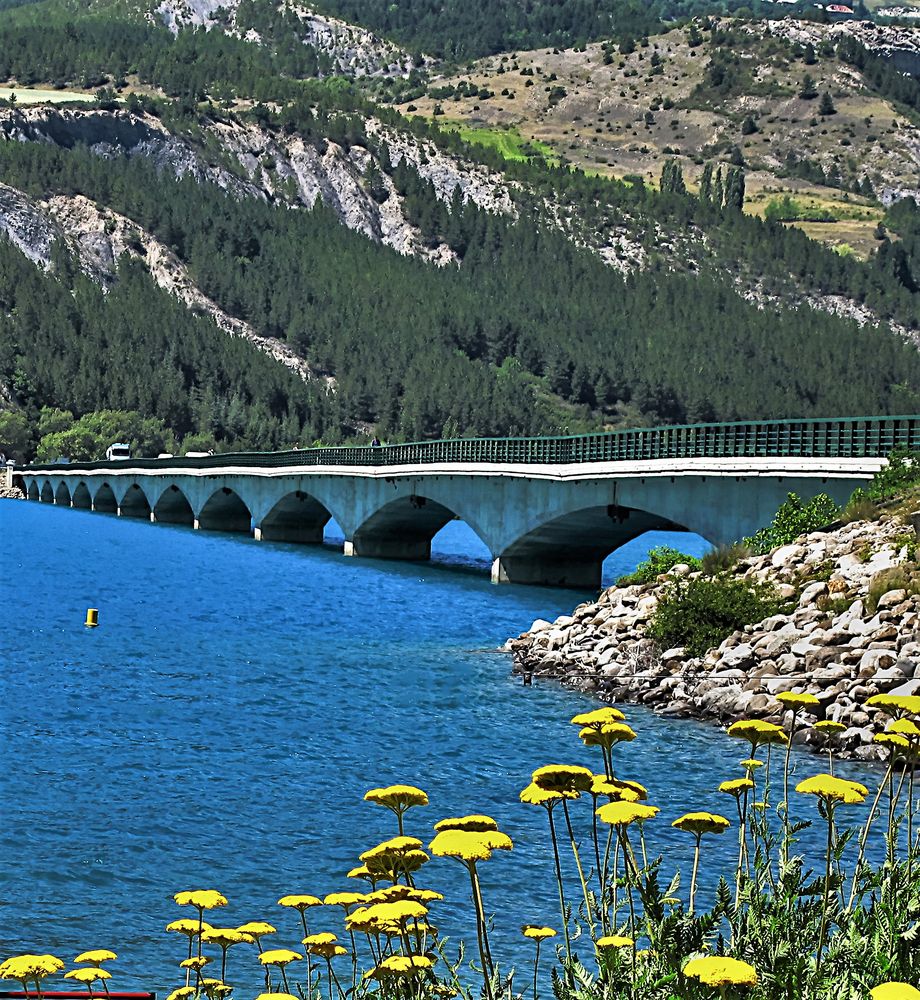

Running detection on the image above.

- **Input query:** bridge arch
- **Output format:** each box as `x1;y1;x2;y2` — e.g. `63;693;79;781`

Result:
349;493;491;562
54;481;71;506
153;484;195;526
120;482;153;519
40;480;54;503
256;490;332;544
27;480;40;501
93;482;118;514
493;501;691;589
197;486;252;534
72;482;92;509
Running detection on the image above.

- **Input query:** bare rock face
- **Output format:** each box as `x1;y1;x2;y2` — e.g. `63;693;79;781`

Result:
509;513;920;760
152;0;423;78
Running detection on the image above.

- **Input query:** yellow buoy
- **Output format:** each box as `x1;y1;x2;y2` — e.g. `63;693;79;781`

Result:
84;608;99;628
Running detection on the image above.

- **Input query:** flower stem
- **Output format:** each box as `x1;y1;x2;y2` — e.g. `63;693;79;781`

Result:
817;804;835;968
532;941;540;1000
689;834;701;915
546;806;572;973
848;756;895;909
468;864;493;1000
562;798;596;935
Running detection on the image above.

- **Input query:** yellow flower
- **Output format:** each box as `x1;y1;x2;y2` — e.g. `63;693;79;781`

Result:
889;719;920;739
277;894;322;910
433;815;499;833
429;829;513;863
258;950;303;968
870;984;920;1000
373;955;434;977
596;802;660;826
310;942;348;959
719;778;754;797
0;955;65;983
875;732;911;751
796;774;869;805
166;919;212;937
360;836;424;861
571;707;626;727
532;764;594;795
323;892;367;909
521;926;556;941
201;929;253;947
179;957;212;971
520;782;563;806
346;866;375;883
236;921;276;940
174;890;228;911
199;978;231;999
866;694;920;716
364;785;429;810
407;889;444;903
740;758;764;770
777;692;820;708
813;721;846;734
302;933;338;947
73;951;116;966
346;900;429;935
65;969;112;984
683;956;758;987
672;812;731;836
727;720;788;748
166;989;197;1000
578;723;637;749
595;935;634;949
590;775;640;801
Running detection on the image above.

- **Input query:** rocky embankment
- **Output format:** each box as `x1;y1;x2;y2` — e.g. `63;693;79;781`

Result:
507;514;920;761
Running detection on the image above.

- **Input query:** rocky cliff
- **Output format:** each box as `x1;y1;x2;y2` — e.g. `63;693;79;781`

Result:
507;512;920;761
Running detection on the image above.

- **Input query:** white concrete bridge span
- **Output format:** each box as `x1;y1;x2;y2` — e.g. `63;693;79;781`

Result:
19;452;886;588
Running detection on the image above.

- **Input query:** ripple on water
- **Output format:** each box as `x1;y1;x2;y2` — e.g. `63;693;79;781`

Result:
4;501;878;991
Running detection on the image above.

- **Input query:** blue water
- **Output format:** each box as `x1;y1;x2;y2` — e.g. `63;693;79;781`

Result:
1;502;877;995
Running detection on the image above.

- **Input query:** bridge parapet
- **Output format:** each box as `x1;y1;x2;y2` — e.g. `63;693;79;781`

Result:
17;416;919;588
20;415;920;476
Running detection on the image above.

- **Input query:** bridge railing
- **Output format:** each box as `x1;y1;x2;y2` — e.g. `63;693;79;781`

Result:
20;415;920;474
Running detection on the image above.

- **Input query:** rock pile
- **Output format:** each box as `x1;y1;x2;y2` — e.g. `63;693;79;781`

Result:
0;485;24;499
507;514;920;761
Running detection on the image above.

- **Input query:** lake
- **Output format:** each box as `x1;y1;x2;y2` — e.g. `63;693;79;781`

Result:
1;500;876;994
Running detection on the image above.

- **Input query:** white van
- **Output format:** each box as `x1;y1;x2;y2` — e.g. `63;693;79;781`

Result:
105;443;131;461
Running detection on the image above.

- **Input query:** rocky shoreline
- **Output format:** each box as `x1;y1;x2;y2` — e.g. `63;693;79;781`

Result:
507;513;920;761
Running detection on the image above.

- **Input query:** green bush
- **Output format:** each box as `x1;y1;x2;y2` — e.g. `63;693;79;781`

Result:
648;575;788;656
851;449;920;503
617;546;701;586
744;491;840;554
700;541;751;575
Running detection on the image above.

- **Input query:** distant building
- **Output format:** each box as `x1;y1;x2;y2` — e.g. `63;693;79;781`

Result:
826;3;854;10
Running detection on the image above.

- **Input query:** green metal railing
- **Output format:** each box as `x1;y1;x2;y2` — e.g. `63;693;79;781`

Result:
21;415;920;474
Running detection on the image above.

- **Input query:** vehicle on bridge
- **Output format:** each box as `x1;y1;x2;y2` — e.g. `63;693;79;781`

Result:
105;443;131;461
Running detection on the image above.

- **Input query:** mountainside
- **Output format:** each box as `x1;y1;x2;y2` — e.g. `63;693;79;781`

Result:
409;19;920;254
0;0;919;460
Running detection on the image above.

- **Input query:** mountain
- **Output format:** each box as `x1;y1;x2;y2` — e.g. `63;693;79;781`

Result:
0;0;918;460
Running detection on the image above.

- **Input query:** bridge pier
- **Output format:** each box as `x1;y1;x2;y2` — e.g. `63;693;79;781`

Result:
491;554;604;589
343;536;432;561
254;523;324;544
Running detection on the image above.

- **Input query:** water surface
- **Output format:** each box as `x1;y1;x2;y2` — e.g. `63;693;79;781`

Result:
1;501;875;994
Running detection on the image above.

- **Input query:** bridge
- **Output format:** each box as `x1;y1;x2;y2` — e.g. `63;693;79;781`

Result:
16;416;920;589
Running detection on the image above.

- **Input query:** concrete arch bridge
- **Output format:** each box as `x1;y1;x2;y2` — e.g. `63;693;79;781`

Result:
17;416;919;588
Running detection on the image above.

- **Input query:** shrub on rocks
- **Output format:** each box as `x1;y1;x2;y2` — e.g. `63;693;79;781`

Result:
745;492;841;555
648;575;789;657
617;546;701;585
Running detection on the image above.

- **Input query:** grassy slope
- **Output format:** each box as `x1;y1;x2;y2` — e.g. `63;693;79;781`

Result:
405;22;918;256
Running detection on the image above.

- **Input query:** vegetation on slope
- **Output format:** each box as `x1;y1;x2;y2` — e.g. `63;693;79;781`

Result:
2;126;919;460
